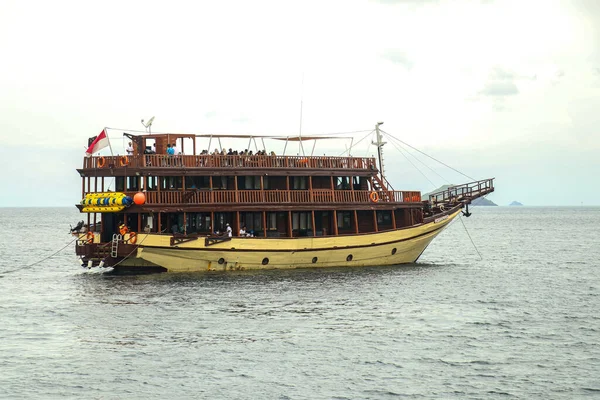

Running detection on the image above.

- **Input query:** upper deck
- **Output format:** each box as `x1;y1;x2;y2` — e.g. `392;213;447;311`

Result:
80;154;378;176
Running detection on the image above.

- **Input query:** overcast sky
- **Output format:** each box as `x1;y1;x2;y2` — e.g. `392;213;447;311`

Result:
1;0;598;207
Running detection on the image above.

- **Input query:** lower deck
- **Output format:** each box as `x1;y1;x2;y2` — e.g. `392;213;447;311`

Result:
76;208;461;273
87;207;425;243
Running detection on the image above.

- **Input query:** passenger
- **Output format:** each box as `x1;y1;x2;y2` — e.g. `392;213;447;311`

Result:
126;142;134;155
172;143;179;166
239;225;252;237
226;223;232;237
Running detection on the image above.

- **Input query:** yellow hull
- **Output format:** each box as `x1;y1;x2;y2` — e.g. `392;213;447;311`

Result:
113;210;460;273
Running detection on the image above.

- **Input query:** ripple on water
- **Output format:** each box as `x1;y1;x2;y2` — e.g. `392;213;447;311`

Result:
0;207;599;399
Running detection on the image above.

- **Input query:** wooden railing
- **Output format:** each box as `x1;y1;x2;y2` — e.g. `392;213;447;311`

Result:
109;189;422;205
83;155;377;170
428;179;495;203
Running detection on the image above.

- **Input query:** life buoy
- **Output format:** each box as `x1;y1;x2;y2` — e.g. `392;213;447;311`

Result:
97;157;106;168
119;156;129;167
129;232;137;244
369;191;379;203
85;231;94;244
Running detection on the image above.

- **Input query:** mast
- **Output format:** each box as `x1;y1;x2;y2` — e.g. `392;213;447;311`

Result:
373;122;386;180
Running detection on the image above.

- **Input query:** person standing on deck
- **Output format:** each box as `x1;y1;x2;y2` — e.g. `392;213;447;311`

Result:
126;142;134;155
226;223;232;237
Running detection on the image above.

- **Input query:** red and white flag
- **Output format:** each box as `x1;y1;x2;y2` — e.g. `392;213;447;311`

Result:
85;129;109;156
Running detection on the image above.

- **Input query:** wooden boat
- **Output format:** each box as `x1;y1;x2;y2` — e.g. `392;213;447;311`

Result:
74;124;494;273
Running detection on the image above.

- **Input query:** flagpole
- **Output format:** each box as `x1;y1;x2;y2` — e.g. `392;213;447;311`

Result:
106;127;114;157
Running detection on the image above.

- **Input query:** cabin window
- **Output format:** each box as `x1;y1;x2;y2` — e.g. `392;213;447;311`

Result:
214;212;233;232
213;176;228;190
145;176;158;191
335;176;351;190
240;212;263;233
377;210;393;225
186;176;210;189
160;176;183;190
337;211;352;229
115;177;125;192
292;212;312;230
185;212;211;233
292;176;307;190
242;176;266;190
266;212;277;230
126;176;140;191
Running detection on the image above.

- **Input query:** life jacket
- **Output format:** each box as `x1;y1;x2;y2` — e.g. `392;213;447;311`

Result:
119;224;129;236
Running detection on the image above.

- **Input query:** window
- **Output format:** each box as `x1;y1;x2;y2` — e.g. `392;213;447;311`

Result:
292;176;307;190
335;177;351;190
266;212;277;230
160;176;182;190
186;176;210;189
292;212;312;230
240;212;263;232
337;211;352;229
127;176;140;191
214;176;228;189
377;211;393;225
243;176;262;190
115;177;125;192
185;213;211;233
145;176;158;191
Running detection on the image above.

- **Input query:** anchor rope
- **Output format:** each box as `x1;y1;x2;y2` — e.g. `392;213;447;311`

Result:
25;236;79;268
458;215;483;260
0;236;81;275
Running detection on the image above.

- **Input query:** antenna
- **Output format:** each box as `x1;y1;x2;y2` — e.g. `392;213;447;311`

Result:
372;122;386;179
141;116;155;134
298;74;305;156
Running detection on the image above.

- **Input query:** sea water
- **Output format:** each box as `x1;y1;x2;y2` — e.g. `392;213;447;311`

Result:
0;207;598;399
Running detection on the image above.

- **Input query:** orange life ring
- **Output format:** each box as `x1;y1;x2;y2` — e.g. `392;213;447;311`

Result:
129;232;137;244
85;231;94;244
369;191;379;203
97;157;106;168
119;156;129;167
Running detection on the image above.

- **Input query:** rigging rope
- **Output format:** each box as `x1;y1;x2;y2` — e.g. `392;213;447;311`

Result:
338;130;374;156
385;134;438;189
380;129;477;182
383;132;451;186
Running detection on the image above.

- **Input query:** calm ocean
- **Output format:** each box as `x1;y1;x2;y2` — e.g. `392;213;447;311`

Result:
0;206;598;399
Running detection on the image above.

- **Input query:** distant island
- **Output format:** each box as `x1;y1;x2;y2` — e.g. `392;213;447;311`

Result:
509;201;523;206
423;185;498;206
472;197;498;206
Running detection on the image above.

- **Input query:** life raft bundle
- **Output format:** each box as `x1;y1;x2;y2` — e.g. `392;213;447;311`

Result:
81;192;133;213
